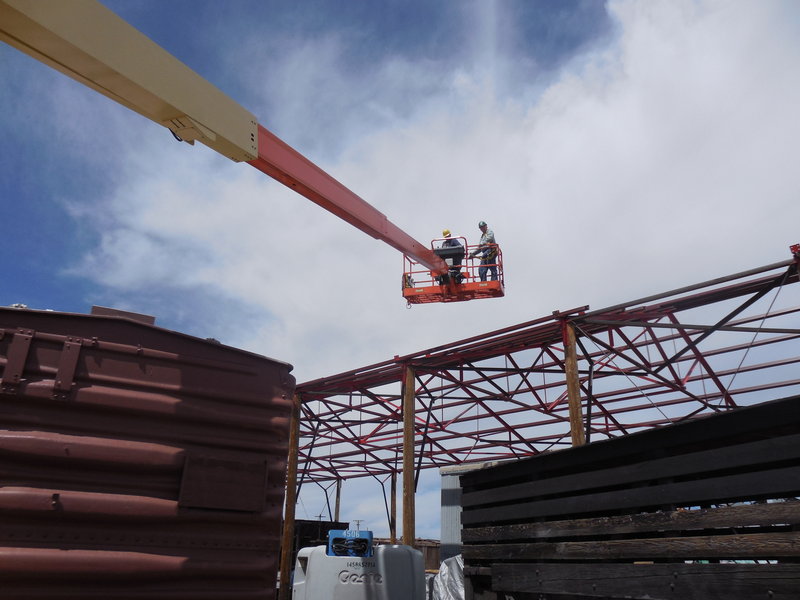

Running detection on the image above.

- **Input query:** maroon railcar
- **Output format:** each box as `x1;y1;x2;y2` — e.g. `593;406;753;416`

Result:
0;306;295;599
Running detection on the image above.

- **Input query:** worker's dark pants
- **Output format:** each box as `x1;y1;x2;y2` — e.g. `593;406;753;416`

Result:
479;257;497;281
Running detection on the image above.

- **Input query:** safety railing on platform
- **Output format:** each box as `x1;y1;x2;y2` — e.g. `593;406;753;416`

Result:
402;237;504;304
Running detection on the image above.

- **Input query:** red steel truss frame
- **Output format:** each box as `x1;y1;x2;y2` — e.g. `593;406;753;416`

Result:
296;253;800;486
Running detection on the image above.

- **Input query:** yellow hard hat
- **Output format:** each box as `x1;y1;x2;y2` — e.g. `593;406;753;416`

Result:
442;229;451;237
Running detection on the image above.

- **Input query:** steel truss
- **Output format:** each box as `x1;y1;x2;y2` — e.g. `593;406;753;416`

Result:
296;254;800;488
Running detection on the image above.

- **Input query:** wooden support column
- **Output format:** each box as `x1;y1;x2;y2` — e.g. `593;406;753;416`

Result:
334;478;342;522
402;364;416;546
278;393;301;600
563;321;586;447
390;470;397;543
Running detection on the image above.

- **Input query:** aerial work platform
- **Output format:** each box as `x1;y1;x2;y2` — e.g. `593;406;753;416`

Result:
402;237;505;304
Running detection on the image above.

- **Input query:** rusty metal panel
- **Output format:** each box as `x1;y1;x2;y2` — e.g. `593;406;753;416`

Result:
0;306;295;599
90;304;156;325
179;454;268;512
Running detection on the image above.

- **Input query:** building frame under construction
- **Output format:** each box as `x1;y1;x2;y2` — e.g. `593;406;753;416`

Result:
290;252;800;543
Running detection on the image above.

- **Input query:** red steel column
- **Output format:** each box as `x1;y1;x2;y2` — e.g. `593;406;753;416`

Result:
390;470;398;543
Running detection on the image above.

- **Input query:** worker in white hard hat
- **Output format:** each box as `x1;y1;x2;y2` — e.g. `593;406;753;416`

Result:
469;220;498;281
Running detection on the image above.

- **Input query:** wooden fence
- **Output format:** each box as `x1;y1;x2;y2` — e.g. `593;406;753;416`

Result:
460;394;800;599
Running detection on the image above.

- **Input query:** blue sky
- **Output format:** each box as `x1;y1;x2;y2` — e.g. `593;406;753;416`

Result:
2;0;800;539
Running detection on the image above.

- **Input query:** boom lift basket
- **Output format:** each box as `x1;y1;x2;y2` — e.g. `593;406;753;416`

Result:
402;237;504;304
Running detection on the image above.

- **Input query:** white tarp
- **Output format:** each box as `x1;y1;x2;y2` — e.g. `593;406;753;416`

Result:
430;555;464;600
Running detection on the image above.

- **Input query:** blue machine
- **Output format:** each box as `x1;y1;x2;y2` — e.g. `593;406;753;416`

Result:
326;529;374;558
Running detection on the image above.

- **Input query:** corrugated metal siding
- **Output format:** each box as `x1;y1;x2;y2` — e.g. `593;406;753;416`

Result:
439;471;462;562
0;307;295;599
440;462;502;563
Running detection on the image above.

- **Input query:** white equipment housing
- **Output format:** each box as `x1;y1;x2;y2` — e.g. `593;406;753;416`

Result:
292;544;425;600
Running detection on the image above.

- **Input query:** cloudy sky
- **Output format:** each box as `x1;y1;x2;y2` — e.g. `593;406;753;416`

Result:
2;0;799;539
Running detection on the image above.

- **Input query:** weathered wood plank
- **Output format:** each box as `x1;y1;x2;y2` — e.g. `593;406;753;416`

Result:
465;571;495;600
492;562;800;600
462;465;800;525
462;432;800;508
463;397;800;597
463;501;800;542
464;532;800;561
460;396;800;491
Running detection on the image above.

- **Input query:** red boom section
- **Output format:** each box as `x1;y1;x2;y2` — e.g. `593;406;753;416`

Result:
248;125;447;275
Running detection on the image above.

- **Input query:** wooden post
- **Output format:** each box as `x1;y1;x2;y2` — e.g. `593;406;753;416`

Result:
390;470;397;543
402;365;416;546
563;321;586;446
278;393;301;600
334;478;342;522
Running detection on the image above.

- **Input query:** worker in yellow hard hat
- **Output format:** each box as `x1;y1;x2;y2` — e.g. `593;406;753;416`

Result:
439;228;464;283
